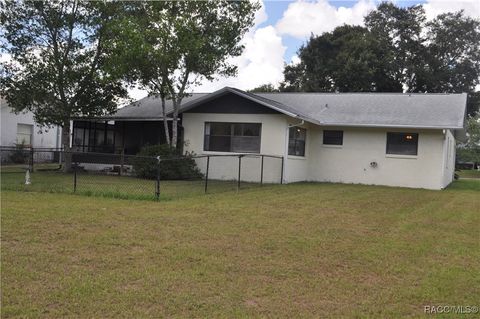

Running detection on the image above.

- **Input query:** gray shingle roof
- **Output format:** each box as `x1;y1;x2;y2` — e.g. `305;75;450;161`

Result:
256;92;467;129
102;93;209;120
97;87;467;129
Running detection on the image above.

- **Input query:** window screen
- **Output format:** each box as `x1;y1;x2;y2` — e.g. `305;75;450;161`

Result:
204;122;261;153
386;132;418;155
323;130;343;145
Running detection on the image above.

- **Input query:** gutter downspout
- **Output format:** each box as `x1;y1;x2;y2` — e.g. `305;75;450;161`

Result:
283;119;305;184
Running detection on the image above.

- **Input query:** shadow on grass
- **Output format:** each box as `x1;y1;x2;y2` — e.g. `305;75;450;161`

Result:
446;179;480;191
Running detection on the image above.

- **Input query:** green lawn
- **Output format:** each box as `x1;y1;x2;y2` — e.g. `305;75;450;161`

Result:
1;180;479;318
458;169;480;179
1;170;245;200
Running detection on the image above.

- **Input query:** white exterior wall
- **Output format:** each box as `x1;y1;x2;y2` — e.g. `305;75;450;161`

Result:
306;126;447;190
183;112;451;190
1;103;61;148
441;129;456;188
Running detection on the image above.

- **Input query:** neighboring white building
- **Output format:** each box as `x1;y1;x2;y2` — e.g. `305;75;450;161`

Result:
73;87;467;190
1;98;61;148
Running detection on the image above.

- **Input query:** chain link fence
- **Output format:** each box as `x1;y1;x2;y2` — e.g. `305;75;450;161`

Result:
1;146;284;200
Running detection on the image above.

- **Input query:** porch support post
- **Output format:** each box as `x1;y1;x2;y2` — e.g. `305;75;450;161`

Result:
122;121;126;154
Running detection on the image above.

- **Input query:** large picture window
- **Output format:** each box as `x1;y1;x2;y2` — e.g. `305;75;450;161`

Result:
323;130;343;145
204;122;261;153
386;132;418;156
288;127;306;156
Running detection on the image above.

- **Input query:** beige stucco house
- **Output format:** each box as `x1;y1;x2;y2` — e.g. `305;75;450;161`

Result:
73;87;467;190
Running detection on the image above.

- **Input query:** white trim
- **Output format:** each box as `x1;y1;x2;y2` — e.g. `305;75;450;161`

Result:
287;155;306;160
385;154;418;159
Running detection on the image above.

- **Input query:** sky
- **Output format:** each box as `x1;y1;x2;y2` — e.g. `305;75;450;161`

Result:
128;0;480;99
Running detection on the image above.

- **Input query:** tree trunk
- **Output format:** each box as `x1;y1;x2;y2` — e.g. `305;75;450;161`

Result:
171;109;178;148
161;96;170;146
62;120;72;172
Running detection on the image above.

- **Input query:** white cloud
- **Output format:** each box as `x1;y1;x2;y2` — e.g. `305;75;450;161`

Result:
0;52;11;64
423;0;480;20
275;0;376;39
253;0;268;27
128;86;148;100
290;54;301;65
194;25;286;92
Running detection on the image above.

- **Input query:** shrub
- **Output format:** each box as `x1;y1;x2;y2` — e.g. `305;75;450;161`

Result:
9;143;29;164
132;144;203;180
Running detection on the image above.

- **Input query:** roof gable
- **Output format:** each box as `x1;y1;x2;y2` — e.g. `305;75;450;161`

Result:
182;91;280;114
178;87;314;121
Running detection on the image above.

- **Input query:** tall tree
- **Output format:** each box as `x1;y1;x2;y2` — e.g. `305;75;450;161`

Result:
282;25;402;92
364;3;427;91
107;1;259;148
1;0;127;171
424;11;480;114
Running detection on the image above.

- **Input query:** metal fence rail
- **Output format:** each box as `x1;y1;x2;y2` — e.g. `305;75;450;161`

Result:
1;146;284;200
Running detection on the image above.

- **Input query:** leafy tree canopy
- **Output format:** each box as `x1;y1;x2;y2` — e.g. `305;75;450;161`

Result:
1;0;127;127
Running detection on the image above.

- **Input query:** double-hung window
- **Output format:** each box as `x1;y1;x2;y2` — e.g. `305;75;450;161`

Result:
204;122;261;153
386;132;418;156
288;127;306;156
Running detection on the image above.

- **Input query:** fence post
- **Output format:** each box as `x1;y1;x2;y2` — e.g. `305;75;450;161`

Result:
237;155;242;191
155;156;161;200
204;156;210;194
280;156;284;185
30;147;34;173
119;149;124;176
73;163;77;193
260;155;264;186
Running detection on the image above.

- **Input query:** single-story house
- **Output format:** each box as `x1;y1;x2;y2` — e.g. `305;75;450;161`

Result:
73;87;467;190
